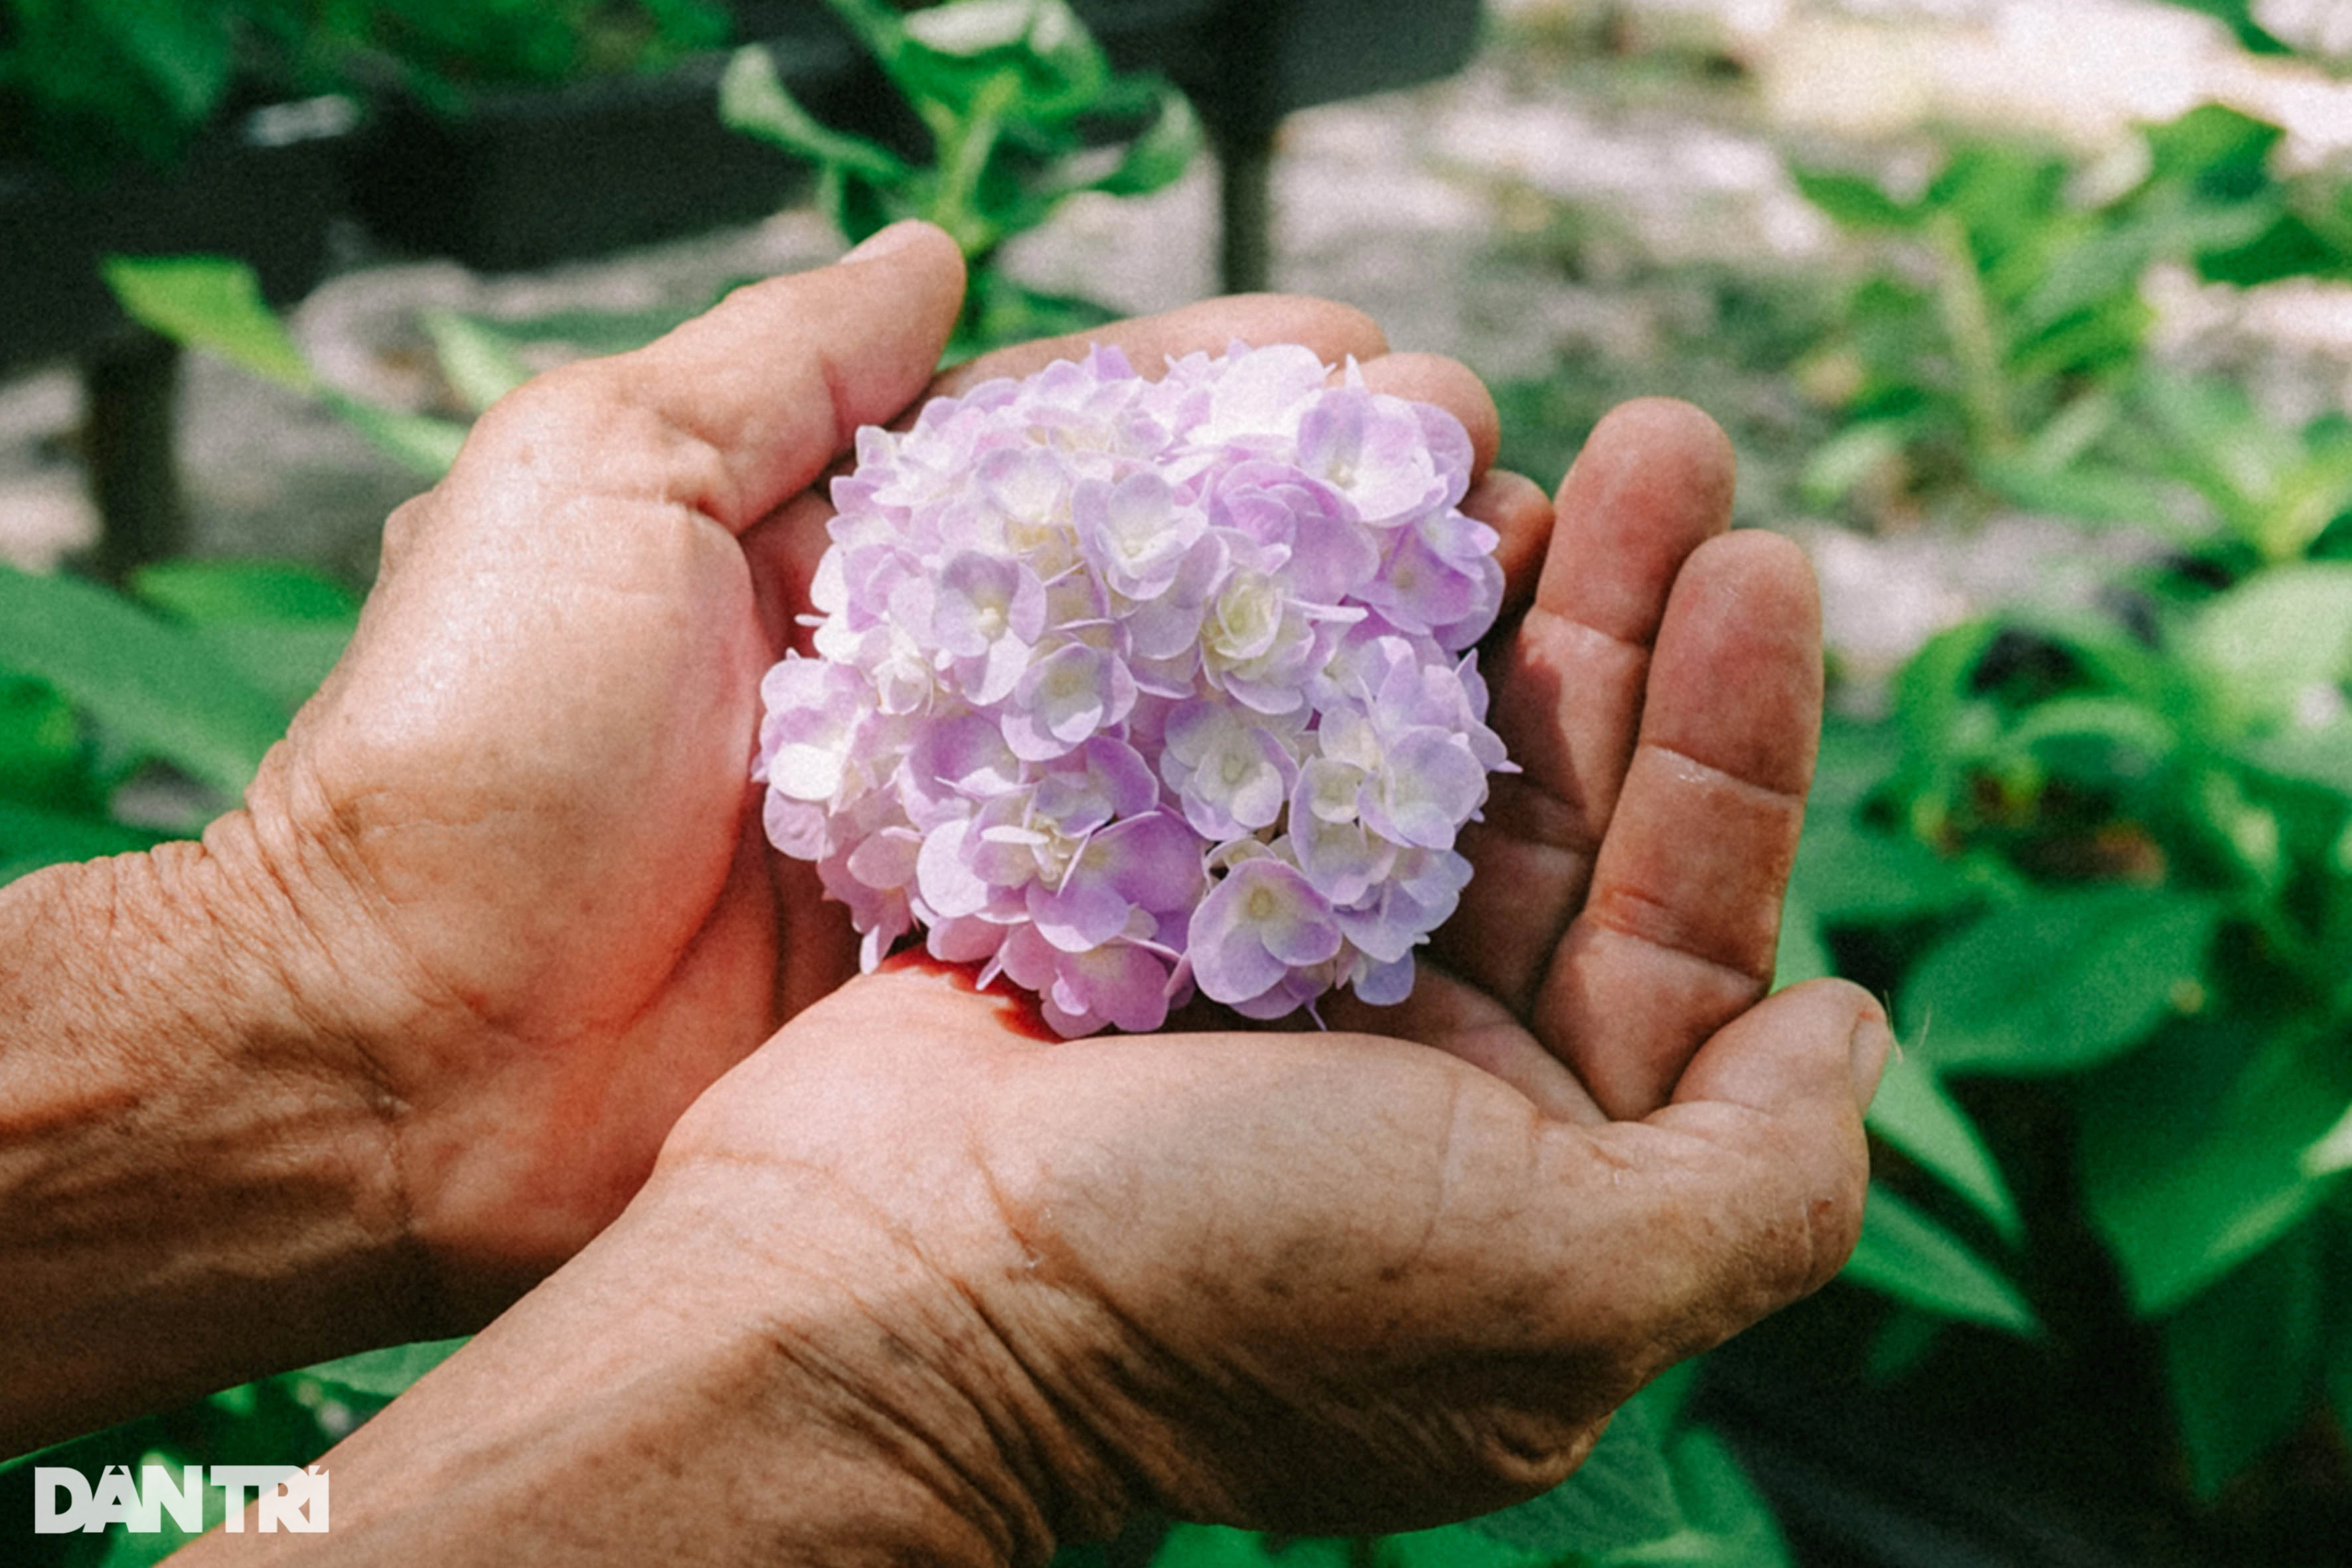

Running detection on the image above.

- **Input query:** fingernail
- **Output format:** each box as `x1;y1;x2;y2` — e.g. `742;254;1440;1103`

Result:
1851;1011;1893;1111
841;220;929;265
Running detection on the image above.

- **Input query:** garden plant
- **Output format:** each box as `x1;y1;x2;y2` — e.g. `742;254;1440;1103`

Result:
3;2;2351;1565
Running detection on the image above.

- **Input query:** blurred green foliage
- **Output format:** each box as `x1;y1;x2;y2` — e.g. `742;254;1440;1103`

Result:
1771;59;2352;1528
1792;104;2352;522
0;0;728;176
719;0;1200;352
11;1;2352;1562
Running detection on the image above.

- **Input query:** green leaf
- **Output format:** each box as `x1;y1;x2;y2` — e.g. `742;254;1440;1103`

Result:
2188;564;2352;731
1900;890;2219;1075
1603;1426;1790;1568
420;310;536;415
0;566;289;799
0;672;98;814
1460;1386;1682;1558
1082;87;1200;199
1842;1183;2037;1334
129;562;358;712
1788;813;1986;925
2008;695;2177;781
1148;1528;1348;1568
180;623;354;713
1798;420;1910;509
2159;1228;2323;1496
1865;1054;2023;1243
2242;718;2352;796
102;0;236;128
1978;457;2186;535
1770;892;1832;990
719;46;913;184
299;1336;471;1399
101;256;315;392
131;560;360;626
437;303;700;358
2304;1101;2352;1178
323;394;469;477
0;798;157;882
903;0;1061;57
1790;167;1918;231
2080;1019;2350;1313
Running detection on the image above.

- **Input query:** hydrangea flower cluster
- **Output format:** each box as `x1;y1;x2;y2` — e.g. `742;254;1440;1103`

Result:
755;341;1512;1036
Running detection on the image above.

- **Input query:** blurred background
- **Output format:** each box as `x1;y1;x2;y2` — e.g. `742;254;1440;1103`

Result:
4;3;2351;1566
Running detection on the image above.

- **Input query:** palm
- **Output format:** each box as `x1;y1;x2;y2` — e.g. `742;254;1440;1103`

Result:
825;397;1816;1125
666;400;1833;1530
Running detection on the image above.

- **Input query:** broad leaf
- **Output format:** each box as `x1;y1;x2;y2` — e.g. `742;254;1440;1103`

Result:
102;256;315;392
2159;1229;2323;1496
1081;89;1200;200
132;560;360;626
1842;1183;2037;1334
2080;1019;2349;1313
0;799;158;884
1147;1528;1348;1568
720;46;912;184
299;1337;470;1399
1770;892;1832;990
1611;1425;1792;1568
131;562;358;712
1788;813;1986;925
1865;1054;2022;1243
1899;889;2218;1075
1790;166;1918;231
2188;564;2352;730
2305;1101;2352;1178
2241;721;2352;796
180;624;355;714
0;566;287;799
1461;1385;1682;1558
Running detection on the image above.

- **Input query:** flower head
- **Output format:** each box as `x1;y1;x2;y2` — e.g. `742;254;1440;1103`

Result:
755;342;1512;1036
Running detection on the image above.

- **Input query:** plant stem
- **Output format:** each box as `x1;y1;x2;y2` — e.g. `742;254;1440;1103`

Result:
1928;210;2019;459
931;70;1020;256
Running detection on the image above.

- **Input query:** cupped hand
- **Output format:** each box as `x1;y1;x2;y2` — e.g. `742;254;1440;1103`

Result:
212;221;1531;1330
632;396;1889;1541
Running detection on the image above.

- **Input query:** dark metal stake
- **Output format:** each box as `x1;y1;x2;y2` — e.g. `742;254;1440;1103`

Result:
80;327;188;583
1215;116;1277;296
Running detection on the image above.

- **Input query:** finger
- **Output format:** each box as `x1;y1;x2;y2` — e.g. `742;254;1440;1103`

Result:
1460;469;1551;628
1546;980;1880;1371
740;492;836;657
1426;400;1736;1014
931;293;1389;396
1536;530;1824;1119
1354;351;1500;477
453;220;967;536
1320;968;1608;1126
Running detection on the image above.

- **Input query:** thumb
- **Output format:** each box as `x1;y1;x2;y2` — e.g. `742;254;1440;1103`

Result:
445;220;968;538
1580;980;1884;1366
604;220;969;530
1672;975;1891;1128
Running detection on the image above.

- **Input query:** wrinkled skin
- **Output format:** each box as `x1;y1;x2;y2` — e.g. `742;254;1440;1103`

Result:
182;221;1878;1548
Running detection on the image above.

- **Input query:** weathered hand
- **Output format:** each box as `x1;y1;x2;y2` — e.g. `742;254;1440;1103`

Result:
1331;396;1831;1123
184;224;957;1325
204;222;1528;1332
231;367;1885;1567
604;396;1887;1543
